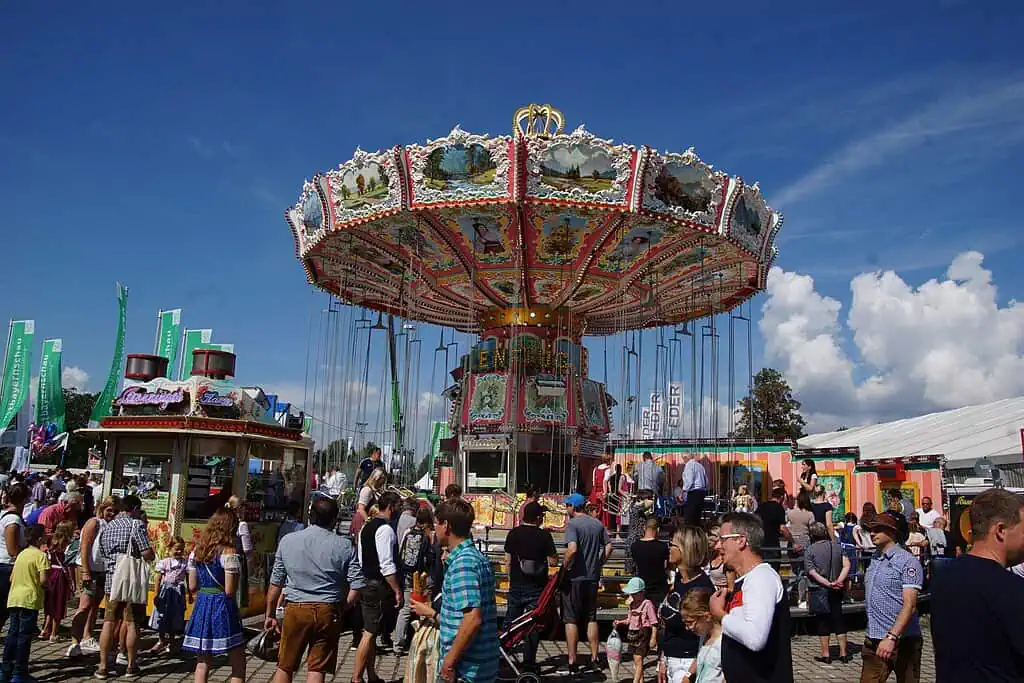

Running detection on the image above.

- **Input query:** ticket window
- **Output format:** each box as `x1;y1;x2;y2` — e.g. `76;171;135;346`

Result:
186;438;236;519
245;442;308;522
465;450;507;494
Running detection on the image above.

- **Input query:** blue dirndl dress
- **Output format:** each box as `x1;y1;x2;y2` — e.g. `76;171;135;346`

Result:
182;553;244;654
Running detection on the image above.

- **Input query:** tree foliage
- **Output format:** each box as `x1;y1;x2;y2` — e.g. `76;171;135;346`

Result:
733;368;807;442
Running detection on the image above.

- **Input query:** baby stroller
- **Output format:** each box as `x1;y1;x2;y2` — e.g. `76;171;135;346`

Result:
497;568;564;683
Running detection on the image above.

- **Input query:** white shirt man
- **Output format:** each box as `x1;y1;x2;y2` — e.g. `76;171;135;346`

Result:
915;497;940;528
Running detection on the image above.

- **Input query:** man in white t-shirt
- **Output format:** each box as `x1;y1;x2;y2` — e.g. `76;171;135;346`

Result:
915;497;941;528
710;511;793;683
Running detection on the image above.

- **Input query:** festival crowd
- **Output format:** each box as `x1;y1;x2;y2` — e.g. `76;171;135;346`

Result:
0;453;1021;683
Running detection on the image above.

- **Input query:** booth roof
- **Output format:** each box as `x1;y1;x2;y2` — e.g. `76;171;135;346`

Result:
798;397;1024;466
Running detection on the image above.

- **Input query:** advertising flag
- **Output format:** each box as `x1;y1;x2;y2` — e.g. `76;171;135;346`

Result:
667;382;683;432
90;283;128;425
155;309;182;374
0;320;35;439
178;329;212;379
36;339;65;432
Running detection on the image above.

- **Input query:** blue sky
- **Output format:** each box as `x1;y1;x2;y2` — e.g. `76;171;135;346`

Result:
2;1;1023;449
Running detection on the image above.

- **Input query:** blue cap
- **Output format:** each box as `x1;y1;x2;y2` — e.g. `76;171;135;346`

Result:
623;577;646;595
564;493;587;508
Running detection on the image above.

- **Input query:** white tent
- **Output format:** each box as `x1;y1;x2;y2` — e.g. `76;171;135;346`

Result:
799;397;1024;467
415;472;433;490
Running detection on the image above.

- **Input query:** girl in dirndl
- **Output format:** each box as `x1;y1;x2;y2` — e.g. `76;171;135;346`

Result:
183;509;245;683
148;537;189;653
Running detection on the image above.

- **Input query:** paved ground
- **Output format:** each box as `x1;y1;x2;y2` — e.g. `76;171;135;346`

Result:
16;617;936;683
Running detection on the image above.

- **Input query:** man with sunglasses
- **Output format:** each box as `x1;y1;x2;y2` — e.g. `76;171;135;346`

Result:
710;512;793;683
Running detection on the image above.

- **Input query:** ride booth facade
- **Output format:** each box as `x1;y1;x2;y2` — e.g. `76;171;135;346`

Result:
609;440;943;527
79;350;313;618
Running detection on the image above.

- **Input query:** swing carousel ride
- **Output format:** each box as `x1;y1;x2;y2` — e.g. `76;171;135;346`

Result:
286;104;782;498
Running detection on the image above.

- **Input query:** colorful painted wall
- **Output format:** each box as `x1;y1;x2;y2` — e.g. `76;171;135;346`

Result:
609;442;943;523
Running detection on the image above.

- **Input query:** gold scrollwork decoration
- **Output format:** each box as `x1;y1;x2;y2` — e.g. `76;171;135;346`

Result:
513;104;565;139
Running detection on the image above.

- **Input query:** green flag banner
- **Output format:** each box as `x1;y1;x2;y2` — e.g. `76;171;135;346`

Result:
90;283;128;425
155;309;182;375
179;329;212;379
0;320;35;438
36;339;65;432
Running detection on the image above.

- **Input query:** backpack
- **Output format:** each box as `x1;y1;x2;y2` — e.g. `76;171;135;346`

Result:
838;523;856;547
399;528;431;575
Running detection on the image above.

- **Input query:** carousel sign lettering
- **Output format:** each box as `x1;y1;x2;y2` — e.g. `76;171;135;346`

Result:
198;391;233;407
115;387;185;409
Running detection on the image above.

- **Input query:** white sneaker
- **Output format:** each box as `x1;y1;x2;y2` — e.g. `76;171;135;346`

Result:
116;654;129;666
66;643;82;658
80;638;100;654
798;601;808;609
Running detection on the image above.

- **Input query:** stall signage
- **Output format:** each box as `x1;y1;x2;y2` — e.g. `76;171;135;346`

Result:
579;438;606;458
115;387;185;409
140;491;171;520
198;390;233;407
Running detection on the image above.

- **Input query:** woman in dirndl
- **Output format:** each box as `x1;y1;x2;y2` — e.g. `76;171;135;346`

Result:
183;508;246;683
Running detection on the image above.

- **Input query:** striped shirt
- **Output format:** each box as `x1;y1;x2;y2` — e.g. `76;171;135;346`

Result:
439;539;499;682
865;544;922;640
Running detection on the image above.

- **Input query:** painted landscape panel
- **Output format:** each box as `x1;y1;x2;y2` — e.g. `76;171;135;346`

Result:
540;143;616;192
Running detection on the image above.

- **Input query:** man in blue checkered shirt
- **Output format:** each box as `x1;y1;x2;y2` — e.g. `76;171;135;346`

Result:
436;499;499;683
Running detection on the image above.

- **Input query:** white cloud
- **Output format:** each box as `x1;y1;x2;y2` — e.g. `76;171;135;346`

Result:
761;251;1024;431
61;366;89;391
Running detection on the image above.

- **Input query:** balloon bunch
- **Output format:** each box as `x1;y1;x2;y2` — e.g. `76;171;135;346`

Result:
27;422;61;456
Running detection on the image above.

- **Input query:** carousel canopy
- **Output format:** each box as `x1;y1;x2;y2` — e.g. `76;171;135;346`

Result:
287;104;782;336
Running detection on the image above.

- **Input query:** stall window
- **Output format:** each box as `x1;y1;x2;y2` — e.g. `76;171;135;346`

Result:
466;450;506;493
246;442;308;522
186;438;236;519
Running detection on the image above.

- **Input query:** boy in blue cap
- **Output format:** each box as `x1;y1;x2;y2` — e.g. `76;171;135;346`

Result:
614;577;657;683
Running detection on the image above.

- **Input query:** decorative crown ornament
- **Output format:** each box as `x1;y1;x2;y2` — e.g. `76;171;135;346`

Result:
514;103;565;138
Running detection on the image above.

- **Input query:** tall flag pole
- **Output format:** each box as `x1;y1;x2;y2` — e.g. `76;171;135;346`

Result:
89;283;128;426
36;339;65;432
0;320;35;439
154;309;182;376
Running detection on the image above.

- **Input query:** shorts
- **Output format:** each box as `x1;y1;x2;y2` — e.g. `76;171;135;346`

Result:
560;580;599;627
103;599;146;624
809;590;846;636
82;574;105;598
626;626;652;657
277;602;343;674
359;580;396;636
664;656;696;683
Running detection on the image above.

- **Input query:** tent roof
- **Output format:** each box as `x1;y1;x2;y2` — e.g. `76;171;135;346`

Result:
798;397;1024;466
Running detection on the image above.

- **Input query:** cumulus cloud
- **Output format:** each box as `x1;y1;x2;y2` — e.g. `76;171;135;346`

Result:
61;366;89;391
761;251;1024;431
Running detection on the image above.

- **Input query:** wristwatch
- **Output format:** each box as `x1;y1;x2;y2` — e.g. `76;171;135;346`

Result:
884;632;900;642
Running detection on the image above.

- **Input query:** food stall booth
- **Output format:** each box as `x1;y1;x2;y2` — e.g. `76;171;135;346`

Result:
78;351;313;617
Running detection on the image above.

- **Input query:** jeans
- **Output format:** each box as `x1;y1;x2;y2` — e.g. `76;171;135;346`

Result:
0;564;12;633
2;607;38;676
504;583;544;667
392;588;414;649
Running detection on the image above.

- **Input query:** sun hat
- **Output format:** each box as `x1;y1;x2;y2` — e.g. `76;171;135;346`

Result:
864;512;900;534
623;577;646;595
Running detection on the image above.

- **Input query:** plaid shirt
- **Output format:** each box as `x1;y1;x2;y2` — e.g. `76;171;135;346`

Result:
99;513;152;595
439;539;499;682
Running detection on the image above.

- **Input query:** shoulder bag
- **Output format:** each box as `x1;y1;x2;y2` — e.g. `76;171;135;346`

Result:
109;520;151;604
807;542;839;616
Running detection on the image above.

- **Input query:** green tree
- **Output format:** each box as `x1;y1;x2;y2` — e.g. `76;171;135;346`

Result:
733;368;807;442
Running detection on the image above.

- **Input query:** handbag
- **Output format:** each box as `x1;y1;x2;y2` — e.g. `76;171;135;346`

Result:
246;629;279;662
109;520;151;605
807;542;839;615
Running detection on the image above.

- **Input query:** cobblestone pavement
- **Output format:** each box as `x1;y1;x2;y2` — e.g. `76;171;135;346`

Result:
18;618;936;682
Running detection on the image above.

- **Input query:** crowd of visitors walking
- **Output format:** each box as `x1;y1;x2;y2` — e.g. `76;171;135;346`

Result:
0;457;1022;683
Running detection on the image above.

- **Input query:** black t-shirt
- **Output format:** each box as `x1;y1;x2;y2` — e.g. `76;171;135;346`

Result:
757;501;788;551
660;572;714;658
630;538;670;593
504;524;557;588
931;554;1024;681
811;502;833;526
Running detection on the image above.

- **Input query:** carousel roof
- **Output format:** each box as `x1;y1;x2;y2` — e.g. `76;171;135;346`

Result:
286;104;782;335
798;397;1024;466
